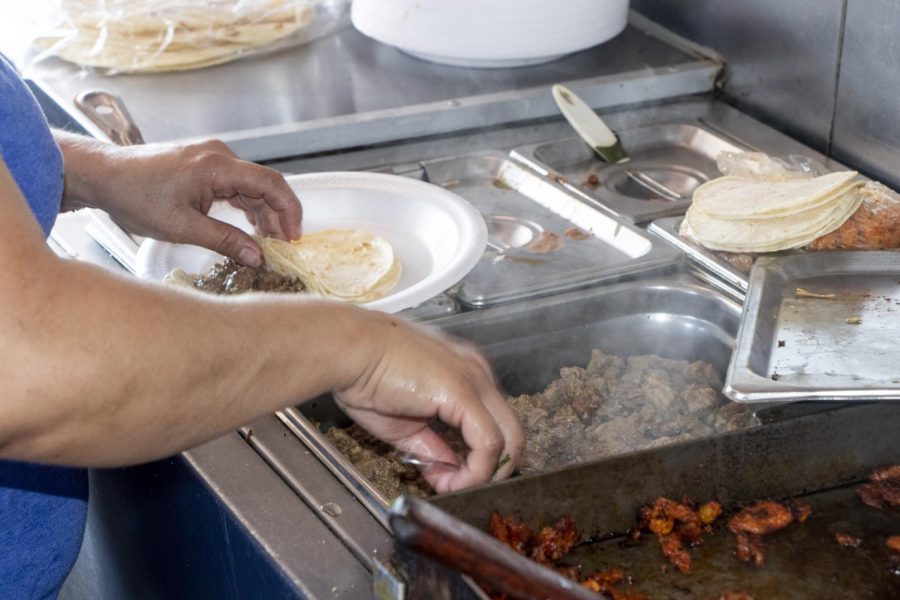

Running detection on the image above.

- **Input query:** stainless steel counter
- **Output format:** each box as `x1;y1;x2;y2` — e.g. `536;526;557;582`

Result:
23;13;720;161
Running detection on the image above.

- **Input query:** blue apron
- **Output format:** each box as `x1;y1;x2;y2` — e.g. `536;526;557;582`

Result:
0;54;88;599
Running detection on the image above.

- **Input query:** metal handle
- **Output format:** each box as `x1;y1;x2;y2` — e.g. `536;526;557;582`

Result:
74;90;145;147
73;90;145;255
389;496;598;600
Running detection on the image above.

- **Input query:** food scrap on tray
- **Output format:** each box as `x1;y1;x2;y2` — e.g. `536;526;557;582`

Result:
166;228;402;301
794;287;836;300
524;231;563;253
488;513;645;600
564;227;592;241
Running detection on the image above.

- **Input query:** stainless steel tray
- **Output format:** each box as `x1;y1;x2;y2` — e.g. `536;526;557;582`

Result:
399;292;459;321
649;215;752;296
726;251;900;402
279;277;750;528
650;214;809;300
512;122;745;223
422;151;681;308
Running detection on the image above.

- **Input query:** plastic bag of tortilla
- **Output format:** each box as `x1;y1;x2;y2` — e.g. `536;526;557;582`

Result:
716;151;830;182
28;0;349;74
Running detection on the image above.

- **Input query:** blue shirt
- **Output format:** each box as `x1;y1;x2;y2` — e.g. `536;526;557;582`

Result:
0;55;88;599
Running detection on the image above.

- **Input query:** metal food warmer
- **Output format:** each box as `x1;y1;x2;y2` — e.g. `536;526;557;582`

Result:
22;9;900;600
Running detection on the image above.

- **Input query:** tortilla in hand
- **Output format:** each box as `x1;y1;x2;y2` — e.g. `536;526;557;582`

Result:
259;229;402;302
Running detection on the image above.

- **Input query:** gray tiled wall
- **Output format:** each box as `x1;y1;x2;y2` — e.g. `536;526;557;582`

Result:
633;0;900;189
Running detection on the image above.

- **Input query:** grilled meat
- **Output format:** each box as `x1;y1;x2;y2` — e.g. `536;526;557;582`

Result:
192;258;306;294
728;501;794;536
786;498;812;523
659;532;693;574
582;571;647;600
727;501;801;567
529;517;580;565
509;350;756;473
488;512;533;556
733;531;766;567
581;568;624;594
322;425;432;500
487;514;645;600
872;465;900;481
807;183;900;251
857;464;900;509
699;501;724;525
638;497;705;543
636;497;721;574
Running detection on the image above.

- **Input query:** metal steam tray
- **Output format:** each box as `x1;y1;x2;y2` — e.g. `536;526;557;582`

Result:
412;401;900;600
726;251;900;402
421;151;681;308
512;122;745;223
278;277;749;528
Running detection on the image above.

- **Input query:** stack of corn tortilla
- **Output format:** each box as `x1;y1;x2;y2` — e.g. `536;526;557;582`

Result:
258;229;402;303
682;171;863;253
36;0;314;72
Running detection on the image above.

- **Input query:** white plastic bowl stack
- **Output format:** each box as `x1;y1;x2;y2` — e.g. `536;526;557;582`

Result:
351;0;631;68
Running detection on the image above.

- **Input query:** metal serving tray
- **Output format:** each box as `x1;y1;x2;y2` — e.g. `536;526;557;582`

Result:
513;122;744;223
278;277;747;527
421;152;681;308
404;401;900;600
650;214;768;299
726;251;900;403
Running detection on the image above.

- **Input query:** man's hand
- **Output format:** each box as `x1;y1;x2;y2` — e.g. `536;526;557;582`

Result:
333;311;525;494
56;133;301;267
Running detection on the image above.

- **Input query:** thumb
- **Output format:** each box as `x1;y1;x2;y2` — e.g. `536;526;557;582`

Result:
184;213;263;267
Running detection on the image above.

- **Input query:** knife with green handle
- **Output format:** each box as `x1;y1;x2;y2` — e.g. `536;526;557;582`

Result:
552;84;630;165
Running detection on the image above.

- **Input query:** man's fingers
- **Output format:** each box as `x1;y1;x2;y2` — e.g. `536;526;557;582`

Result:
254;205;291;241
211;159;302;240
475;381;524;481
434;380;506;492
184;213;263;267
394;428;462;494
452;344;523;480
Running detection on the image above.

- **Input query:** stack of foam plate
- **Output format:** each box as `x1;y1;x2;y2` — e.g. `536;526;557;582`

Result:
351;0;630;68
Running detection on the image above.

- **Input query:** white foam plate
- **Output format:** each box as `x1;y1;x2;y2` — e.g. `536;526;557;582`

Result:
136;172;487;314
351;0;630;68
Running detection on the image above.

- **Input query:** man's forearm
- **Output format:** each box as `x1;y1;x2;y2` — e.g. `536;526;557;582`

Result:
0;248;377;467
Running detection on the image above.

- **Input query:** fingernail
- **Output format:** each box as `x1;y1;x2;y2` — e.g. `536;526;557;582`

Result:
238;247;261;267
